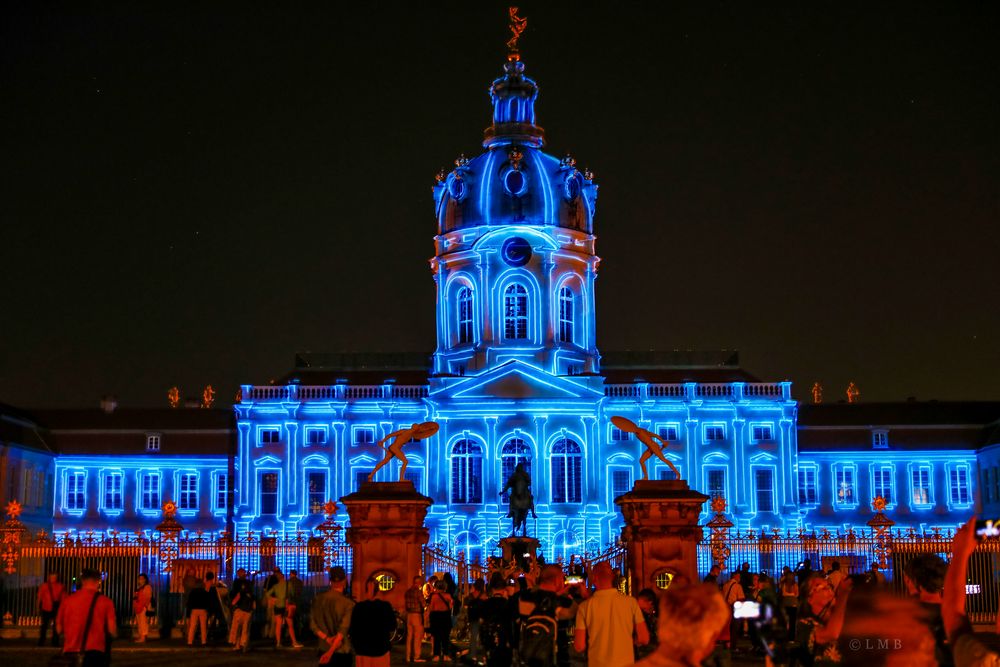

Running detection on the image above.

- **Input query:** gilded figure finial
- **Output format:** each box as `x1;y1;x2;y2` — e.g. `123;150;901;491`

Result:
507;7;528;61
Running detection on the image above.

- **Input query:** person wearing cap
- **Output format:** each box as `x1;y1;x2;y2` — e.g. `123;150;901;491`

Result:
56;568;117;666
311;566;355;666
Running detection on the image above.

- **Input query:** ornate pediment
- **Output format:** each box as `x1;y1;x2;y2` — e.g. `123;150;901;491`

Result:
444;361;600;400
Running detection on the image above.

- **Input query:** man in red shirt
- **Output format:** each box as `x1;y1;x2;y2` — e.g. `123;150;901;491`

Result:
56;569;117;667
37;572;66;647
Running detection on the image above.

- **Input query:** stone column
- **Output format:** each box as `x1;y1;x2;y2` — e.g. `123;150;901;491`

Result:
615;479;709;588
341;481;433;612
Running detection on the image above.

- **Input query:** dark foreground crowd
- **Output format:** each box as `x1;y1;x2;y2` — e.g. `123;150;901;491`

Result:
31;518;1000;667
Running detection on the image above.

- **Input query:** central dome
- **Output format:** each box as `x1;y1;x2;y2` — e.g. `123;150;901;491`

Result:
433;59;597;234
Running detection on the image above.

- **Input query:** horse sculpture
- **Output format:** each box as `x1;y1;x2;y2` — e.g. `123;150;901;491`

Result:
501;463;536;536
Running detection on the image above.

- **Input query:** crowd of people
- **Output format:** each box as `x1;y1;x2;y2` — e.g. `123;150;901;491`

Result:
32;517;1000;667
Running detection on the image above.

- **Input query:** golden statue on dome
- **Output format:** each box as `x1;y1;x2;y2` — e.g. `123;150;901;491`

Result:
506;7;528;60
611;415;681;481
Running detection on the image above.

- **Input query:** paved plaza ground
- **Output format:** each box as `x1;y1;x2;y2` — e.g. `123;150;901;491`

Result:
0;639;767;666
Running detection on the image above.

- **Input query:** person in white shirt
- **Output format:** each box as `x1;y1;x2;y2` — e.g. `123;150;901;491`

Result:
826;560;845;591
574;563;649;667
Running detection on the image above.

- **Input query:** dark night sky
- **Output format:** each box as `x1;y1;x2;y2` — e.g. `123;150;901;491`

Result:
2;2;998;408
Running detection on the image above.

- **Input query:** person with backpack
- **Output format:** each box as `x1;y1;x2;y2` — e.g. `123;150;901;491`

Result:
131;573;154;643
520;564;579;667
574;563;648;667
348;577;397;666
56;568;117;667
478;573;514;667
427;578;454;661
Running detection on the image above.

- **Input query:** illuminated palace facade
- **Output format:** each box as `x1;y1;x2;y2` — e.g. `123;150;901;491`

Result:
41;54;995;561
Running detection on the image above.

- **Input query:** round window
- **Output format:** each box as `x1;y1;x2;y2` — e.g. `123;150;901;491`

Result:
563;174;581;201
373;571;397;592
503;169;527;197
501;237;532;267
448;176;466;201
653;570;675;590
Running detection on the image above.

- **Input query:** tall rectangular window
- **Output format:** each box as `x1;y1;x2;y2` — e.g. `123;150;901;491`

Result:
755;469;774;512
611;470;632;498
103;473;123;511
307;472;326;514
704;425;725;442
458;287;474;344
707;469;726;500
178;473;198;510
798;468;817;505
66;472;86;511
504;284;528;340
558;287;574;344
214;473;228;512
873;466;894;504
355;471;369;492
140;473;160;511
834;466;855;506
911;467;932;506
950;467;970;506
146;434;161;452
751;424;774;442
259;428;281;445
260;473;278;515
658;466;679;481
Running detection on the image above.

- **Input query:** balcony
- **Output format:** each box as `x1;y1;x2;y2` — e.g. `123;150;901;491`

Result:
244;384;429;403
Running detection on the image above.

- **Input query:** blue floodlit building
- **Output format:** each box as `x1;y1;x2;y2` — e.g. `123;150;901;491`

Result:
33;54;998;561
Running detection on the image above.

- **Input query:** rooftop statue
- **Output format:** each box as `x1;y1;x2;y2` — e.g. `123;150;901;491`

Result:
501;462;536;536
611;415;682;481
367;421;439;483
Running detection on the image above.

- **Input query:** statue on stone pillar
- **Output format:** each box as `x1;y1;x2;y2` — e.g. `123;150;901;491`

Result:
611;415;681;481
501;463;536;536
367;421;439;482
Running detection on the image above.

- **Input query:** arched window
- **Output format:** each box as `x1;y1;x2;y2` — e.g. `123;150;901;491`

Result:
551;438;583;503
552;530;579;564
455;531;484;565
500;438;532;503
457;286;473;344
504;284;528;340
558;286;574;344
451;440;483;504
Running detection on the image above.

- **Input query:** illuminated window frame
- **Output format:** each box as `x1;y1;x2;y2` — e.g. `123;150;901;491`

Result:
457;286;474;345
304;427;328;446
609;466;633;501
909;463;934;510
797;464;818;506
212;471;228;514
609;425;631;442
353;426;376;446
752;466;776;513
101;471;124;513
872;430;889;450
176;471;199;512
750;423;774;443
832;463;858;509
503;283;529;340
871;463;895;508
557;286;574;344
657;423;680;442
305;469;328;515
703;423;726;442
500;437;532;503
550;437;583;504
137;471;160;512
947;463;972;509
258;426;281;446
450;439;484;505
64;470;86;513
704;466;727;501
258;470;280;517
146;433;161;452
